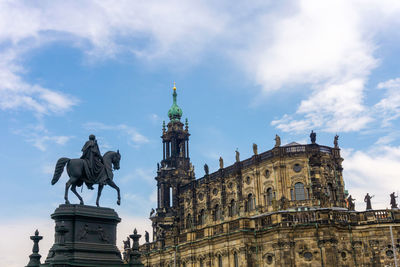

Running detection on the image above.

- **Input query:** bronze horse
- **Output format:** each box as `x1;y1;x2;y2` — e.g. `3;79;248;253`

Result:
51;150;121;207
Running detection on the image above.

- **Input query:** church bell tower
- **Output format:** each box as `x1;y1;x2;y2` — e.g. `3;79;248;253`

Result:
151;83;194;244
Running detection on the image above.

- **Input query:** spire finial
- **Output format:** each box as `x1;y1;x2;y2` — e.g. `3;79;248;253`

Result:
26;229;43;266
168;82;182;121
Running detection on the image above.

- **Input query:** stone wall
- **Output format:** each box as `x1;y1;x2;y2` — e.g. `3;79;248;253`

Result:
142;209;400;267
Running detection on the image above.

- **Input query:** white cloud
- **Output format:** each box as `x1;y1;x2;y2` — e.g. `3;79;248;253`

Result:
244;1;375;91
375;78;400;127
84;122;149;146
375;134;397;146
121;168;155;184
29;136;72;151
0;1;226;58
272;79;373;132
118;124;149;144
0;49;78;115
0;0;226;118
343;145;400;210
247;0;400;133
13;122;73;151
2;0;399;134
149;113;161;125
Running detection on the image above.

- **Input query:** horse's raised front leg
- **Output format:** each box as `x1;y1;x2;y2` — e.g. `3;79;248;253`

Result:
64;179;72;204
107;180;121;205
71;183;84;205
96;184;104;207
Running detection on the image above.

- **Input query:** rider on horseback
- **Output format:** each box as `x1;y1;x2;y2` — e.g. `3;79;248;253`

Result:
81;134;103;190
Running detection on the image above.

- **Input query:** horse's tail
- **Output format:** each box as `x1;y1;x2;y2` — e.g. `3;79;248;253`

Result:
51;157;70;185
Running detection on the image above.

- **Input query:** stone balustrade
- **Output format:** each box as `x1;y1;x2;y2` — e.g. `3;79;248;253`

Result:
141;208;400;253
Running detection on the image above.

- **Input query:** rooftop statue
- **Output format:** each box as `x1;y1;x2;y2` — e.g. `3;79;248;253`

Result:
364;193;374;210
123;236;131;250
390;192;398;209
219;157;224;169
51;134;121;207
347;195;355;211
274;134;281;147
253;143;258;155
310;130;316;144
235;149;240;162
204;164;209;175
334;134;339;148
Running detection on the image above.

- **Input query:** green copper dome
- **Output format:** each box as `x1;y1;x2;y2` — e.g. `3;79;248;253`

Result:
168;83;182;122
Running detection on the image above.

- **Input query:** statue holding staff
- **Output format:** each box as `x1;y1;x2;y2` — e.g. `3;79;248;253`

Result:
390;192;398;209
364;193;374;210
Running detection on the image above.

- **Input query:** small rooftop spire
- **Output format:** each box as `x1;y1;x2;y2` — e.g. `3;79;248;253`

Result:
26;229;43;267
173;81;176;91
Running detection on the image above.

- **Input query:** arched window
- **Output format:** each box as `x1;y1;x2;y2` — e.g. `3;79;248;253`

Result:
266;188;273;205
247;194;255;211
198;209;205;225
214;204;222;221
186;214;192;229
200;258;204;267
327;183;332;197
294;182;305;200
218;255;223;267
234;252;239;267
229;199;237;217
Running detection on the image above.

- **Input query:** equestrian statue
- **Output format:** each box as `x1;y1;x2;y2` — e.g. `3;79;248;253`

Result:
51;134;121;207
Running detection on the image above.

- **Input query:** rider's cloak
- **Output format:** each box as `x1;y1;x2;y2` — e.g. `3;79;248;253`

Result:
81;139;104;184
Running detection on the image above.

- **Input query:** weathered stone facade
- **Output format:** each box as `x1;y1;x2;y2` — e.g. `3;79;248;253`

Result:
140;85;400;267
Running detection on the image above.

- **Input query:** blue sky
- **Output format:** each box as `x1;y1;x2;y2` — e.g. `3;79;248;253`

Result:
1;1;400;266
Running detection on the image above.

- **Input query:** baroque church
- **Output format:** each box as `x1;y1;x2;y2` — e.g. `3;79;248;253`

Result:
138;84;400;267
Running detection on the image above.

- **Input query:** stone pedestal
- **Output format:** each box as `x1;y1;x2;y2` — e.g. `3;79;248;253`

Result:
44;204;124;266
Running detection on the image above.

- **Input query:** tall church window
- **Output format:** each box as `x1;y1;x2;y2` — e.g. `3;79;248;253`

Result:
186;214;192;229
198;209;205;225
294;182;305;200
214;204;222;221
218;255;223;267
200;258;204;267
229;199;237;217
234;252;239;267
266;188;273;205
247;194;255;211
